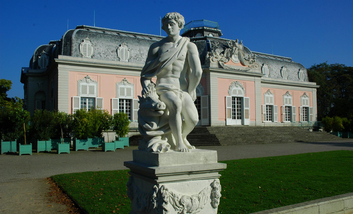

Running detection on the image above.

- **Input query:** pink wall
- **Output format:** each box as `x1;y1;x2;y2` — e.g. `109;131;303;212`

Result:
68;71;142;114
217;78;256;121
261;87;312;122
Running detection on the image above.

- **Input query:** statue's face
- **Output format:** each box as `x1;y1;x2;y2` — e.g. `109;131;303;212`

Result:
163;19;181;37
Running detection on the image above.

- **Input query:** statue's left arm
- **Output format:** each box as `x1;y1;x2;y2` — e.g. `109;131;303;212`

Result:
186;42;202;101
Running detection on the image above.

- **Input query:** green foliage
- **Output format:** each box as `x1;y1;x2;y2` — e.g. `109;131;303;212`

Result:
322;116;352;133
52;151;353;214
0;79;30;141
113;112;130;137
73;109;114;139
29;110;55;141
332;116;344;132
342;118;351;132
72;109;90;139
321;116;333;132
308;63;353;120
52;111;73;140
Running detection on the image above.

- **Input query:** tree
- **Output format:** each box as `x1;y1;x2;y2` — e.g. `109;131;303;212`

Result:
308;63;353;121
0;79;30;141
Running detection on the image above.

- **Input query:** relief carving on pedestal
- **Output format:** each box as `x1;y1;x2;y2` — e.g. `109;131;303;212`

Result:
127;176;222;214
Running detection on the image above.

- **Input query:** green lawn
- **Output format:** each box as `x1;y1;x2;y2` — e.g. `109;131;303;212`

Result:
51;150;353;214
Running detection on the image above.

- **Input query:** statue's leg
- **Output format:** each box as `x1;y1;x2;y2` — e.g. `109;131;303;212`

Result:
159;91;189;152
181;93;199;149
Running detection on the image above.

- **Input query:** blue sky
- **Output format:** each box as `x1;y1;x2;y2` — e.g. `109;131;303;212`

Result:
1;0;352;99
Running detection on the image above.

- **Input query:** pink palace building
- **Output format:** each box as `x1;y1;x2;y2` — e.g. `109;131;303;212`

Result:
21;20;318;128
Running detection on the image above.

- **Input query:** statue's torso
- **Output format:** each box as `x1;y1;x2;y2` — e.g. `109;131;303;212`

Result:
156;41;188;88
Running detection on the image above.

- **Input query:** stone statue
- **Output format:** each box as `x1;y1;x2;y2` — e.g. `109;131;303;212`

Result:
138;12;202;153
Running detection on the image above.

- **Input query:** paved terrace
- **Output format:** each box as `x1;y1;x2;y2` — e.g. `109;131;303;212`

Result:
1;140;353;213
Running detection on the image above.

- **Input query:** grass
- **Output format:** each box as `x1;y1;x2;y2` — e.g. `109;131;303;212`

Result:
51;150;353;214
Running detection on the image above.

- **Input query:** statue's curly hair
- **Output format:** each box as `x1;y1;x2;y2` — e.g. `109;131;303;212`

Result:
162;12;185;29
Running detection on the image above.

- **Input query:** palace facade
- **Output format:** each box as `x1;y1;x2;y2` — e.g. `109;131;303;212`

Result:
21;20;318;127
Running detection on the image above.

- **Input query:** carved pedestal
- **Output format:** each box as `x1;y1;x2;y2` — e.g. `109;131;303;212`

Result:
124;149;227;214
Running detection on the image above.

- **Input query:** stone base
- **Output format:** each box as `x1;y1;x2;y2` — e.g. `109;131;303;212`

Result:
124;149;227;214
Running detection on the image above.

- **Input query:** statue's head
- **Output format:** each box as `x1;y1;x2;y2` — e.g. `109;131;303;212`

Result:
162;12;185;31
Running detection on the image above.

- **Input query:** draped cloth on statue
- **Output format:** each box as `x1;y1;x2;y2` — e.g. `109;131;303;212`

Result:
141;37;190;79
138;37;191;153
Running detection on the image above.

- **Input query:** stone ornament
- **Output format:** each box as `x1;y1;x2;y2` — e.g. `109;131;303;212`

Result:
298;68;305;81
280;66;288;79
127;176;222;214
206;39;258;70
261;63;269;77
117;43;130;62
228;81;245;96
79;38;94;58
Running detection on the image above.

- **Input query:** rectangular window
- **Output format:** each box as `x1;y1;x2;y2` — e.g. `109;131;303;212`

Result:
81;97;95;111
266;105;273;121
119;99;132;120
231;97;242;120
284;106;292;122
302;107;309;122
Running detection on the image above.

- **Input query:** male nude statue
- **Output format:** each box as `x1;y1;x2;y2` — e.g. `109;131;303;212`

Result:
140;12;202;152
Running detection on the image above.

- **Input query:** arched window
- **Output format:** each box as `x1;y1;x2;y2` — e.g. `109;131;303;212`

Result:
300;93;312;122
282;91;295;122
226;81;250;125
263;90;277;122
72;75;103;112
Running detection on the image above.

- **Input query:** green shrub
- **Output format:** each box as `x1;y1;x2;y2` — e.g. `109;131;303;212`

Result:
113;112;130;137
342;118;351;132
73;109;90;139
52;111;73;139
29;110;55;141
321;116;333;132
332;116;344;132
0;100;30;142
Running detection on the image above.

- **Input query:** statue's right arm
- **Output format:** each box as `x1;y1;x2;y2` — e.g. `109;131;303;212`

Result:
141;42;160;93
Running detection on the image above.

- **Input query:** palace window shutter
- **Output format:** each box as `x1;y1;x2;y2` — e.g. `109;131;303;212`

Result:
72;96;80;112
299;106;303;122
88;85;95;96
292;106;296;122
201;95;209;125
262;104;266;122
226;96;232;125
244;97;250;125
309;107;313;122
81;85;87;96
95;97;103;110
126;87;132;98
274;105;278;122
111;98;119;115
282;105;285;122
132;99;139;122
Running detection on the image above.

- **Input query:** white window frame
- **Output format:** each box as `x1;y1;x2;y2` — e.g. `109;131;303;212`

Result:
112;78;138;122
72;76;102;112
226;81;250;125
300;93;312;123
263;89;277;122
282;91;295;122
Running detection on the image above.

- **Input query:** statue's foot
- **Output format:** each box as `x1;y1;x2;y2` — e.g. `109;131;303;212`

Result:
183;138;196;149
177;143;189;152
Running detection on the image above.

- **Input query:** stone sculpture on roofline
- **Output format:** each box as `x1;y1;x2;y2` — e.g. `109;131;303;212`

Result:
138;12;202;153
